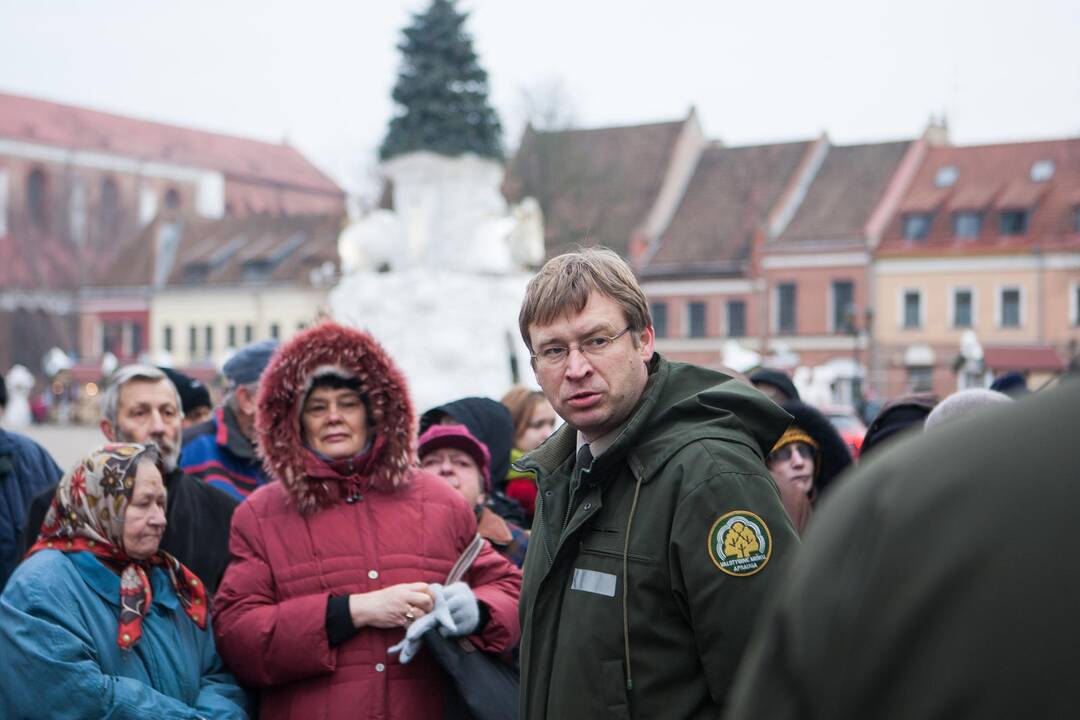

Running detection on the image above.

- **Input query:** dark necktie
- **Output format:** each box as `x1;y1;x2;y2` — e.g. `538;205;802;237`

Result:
576;443;594;476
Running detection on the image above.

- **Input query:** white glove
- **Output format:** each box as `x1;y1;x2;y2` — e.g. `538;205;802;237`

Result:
387;585;456;664
434;581;479;637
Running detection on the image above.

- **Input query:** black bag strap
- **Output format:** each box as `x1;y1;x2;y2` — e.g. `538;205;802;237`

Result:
446;533;484;584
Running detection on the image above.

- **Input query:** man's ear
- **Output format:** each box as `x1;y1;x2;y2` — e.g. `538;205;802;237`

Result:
100;418;115;441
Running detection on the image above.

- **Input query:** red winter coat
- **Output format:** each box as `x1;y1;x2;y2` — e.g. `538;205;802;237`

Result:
212;323;522;720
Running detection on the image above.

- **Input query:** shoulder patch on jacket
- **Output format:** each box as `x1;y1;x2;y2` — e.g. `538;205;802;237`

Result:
707;510;772;576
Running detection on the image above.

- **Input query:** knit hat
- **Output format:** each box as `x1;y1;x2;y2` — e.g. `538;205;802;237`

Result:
223;340;278;387
417;423;492;492
769;426;821;480
158;367;211;416
924;388;1012;431
749;368;800;402
778;400;855;500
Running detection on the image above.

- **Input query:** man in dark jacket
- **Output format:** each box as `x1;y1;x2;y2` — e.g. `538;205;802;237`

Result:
515;247;798;719
0;375;63;589
180;340;275;500
20;365;236;594
725;380;1080;719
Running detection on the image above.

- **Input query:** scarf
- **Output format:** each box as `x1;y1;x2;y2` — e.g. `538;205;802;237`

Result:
28;443;207;649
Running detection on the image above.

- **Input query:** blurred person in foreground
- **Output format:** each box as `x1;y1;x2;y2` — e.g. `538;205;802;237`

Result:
19;365;237;595
419;423;529;567
500;385;558;523
0;443;248;719
180;340;276;500
766;400;852;534
725;380;1080;719
213;322;521;719
0;373;62;590
515;247;797;719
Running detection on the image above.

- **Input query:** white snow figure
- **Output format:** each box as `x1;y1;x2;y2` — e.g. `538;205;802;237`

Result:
2;364;34;428
329;268;536;412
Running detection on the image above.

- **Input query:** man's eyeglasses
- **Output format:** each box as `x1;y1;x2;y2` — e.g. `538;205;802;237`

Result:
767;442;814;464
531;327;632;369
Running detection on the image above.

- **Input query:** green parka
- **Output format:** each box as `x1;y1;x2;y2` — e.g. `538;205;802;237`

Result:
516;354;800;719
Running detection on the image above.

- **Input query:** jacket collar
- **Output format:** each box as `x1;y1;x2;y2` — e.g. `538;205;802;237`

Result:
68;551;179;611
216;405;258;461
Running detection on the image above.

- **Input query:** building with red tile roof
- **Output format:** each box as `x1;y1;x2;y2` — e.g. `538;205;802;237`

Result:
0;90;345;376
874;136;1080;397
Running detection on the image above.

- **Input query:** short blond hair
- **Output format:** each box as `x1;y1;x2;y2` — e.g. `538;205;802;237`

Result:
518;247;651;351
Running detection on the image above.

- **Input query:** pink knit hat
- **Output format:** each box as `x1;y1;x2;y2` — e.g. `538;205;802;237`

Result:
417;423;492;491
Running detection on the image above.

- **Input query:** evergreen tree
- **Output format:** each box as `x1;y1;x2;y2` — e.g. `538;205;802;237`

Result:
379;0;503;161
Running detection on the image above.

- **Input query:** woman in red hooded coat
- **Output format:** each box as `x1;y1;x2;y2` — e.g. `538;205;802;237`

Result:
213;322;522;719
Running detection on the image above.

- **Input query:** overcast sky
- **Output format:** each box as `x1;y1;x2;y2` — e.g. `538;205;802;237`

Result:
2;0;1077;198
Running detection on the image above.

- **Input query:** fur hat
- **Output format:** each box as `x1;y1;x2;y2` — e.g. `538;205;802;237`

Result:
255;322;415;514
779;400;853;501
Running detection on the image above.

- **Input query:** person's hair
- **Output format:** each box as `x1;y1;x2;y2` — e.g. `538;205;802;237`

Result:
101;365;180;427
518;246;651;352
501;385;547;444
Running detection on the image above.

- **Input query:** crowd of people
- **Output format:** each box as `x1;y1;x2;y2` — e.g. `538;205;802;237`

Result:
0;246;1075;719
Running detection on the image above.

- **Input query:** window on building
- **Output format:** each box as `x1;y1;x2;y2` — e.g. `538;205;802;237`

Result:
297;322;307;332
27;168;48;229
903;290;921;329
651;302;668;339
999;210;1028;235
163;325;173;353
100;177;119;238
68;179;87;246
130;322;143;357
902;213;932;241
164;188;181;210
102;321;122;355
227;324;237;348
688;302;706;338
953;289;973;328
269;323;280;340
907;366;933;393
777;283;796;334
831;280;855;333
1074;206;1080;233
1000;288;1021;328
727;300;746;338
0;169;9;236
188;325;197;356
244;324;254;343
1075;285;1080;326
952;211;982;239
204;325;214;356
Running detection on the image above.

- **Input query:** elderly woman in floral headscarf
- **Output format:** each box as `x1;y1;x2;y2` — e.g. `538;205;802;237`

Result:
0;443;248;719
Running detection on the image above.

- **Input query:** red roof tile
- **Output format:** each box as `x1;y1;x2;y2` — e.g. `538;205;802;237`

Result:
983;345;1066;372
880;137;1080;254
778;141;911;243
0;91;342;195
503;119;686;258
643;140;812;275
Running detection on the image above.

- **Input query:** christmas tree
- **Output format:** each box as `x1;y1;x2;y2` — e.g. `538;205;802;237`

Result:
379;0;503;161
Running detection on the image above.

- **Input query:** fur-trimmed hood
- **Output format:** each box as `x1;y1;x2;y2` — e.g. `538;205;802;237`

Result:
255;322;416;514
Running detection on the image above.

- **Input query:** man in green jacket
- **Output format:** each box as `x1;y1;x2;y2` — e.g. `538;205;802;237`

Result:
724;378;1080;719
515;247;799;719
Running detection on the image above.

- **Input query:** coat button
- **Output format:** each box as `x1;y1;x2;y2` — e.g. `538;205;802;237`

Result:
368;570;379;579
584;503;592;511
545;490;552;497
375;663;386;672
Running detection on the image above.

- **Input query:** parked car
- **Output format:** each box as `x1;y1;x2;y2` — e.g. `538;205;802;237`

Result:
823;406;866;459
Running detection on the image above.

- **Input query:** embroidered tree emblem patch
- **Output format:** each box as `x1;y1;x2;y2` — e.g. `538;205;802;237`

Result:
708;511;772;576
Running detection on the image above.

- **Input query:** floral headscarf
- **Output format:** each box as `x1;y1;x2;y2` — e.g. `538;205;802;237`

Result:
27;443;208;649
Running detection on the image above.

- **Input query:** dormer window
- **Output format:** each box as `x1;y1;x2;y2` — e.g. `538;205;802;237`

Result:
999;210;1028;236
903;213;933;240
27;167;48;229
953;211;982;238
934;166;958;188
1030;160;1054;182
